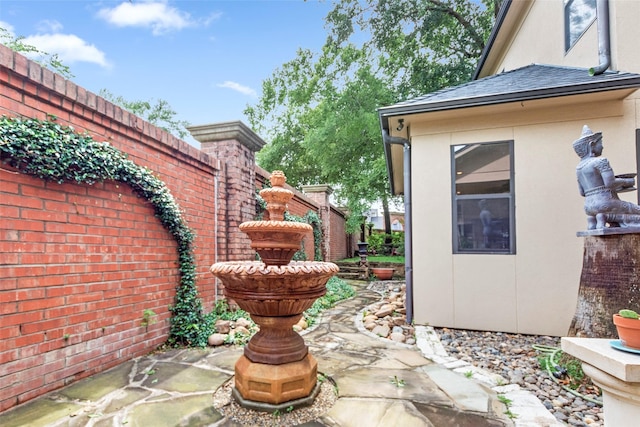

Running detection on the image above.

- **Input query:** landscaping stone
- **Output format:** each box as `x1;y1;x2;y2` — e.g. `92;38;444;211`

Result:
208;333;227;346
214;319;231;334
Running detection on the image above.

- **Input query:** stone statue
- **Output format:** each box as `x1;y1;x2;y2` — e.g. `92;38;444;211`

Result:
574;125;640;229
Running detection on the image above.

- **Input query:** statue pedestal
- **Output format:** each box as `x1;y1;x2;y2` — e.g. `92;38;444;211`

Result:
562;338;640;427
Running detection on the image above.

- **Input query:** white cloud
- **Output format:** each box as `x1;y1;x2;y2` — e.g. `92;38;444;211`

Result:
23;33;110;68
36;20;63;33
0;20;109;68
217;81;257;97
0;21;15;36
97;1;194;35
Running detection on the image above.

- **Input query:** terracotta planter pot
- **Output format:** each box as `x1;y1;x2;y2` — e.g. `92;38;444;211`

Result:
613;314;640;349
371;267;394;280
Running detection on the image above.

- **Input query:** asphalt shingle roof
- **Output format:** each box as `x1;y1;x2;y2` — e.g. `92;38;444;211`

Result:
378;64;640;117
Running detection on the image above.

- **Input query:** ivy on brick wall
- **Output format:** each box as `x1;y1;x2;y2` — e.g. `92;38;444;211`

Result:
0;115;208;347
302;211;322;261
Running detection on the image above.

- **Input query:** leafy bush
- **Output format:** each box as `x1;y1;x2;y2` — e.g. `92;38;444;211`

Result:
367;231;404;255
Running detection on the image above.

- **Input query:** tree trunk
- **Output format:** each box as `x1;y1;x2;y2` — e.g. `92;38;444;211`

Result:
382;195;392;236
381;195;393;255
568;233;640;337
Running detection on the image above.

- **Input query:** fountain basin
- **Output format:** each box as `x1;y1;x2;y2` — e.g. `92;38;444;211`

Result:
210;261;338;315
210;260;339;365
239;222;312;266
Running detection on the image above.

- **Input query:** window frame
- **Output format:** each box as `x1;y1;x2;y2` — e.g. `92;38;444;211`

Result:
564;0;597;52
636;129;640;205
451;140;516;255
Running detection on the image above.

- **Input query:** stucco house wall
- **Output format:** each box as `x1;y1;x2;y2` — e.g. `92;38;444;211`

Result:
483;0;640;76
411;95;640;335
382;0;640;336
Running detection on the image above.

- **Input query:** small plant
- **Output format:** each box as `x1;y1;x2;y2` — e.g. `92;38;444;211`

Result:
286;405;294;413
141;309;157;330
144;369;156;376
389;375;406;387
619;309;640;319
224;329;253;346
63;333;70;341
497;394;518;419
614;308;640;349
464;370;473;378
318;372;339;395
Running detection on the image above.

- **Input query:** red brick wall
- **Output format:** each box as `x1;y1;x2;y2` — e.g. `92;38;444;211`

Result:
329;206;350;261
1;174;178;407
0;44;222;411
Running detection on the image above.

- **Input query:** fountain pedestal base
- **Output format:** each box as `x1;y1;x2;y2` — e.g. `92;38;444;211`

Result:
234;353;318;405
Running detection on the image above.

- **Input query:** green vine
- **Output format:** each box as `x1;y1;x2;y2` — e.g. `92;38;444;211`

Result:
0;115;207;347
303;210;322;261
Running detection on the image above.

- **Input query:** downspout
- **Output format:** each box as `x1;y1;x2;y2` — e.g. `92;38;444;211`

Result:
214;171;220;302
589;0;611;76
382;129;413;324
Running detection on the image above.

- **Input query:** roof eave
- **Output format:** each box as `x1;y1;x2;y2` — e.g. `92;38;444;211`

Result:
378;78;640;119
473;0;513;80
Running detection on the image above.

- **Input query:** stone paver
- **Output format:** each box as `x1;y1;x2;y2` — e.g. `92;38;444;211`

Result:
0;280;554;426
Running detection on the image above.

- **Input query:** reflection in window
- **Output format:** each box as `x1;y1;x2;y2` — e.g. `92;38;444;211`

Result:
452;141;515;254
565;0;596;52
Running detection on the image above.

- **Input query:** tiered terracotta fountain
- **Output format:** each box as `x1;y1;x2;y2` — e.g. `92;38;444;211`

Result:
210;171;338;410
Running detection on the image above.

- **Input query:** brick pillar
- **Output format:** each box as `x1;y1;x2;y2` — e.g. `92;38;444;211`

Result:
301;184;333;261
189;121;265;261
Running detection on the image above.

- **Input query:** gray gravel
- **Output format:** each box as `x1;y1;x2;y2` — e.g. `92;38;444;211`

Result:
367;281;604;426
435;328;604;427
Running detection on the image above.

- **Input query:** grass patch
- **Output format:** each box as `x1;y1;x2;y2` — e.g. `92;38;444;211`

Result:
339;255;405;264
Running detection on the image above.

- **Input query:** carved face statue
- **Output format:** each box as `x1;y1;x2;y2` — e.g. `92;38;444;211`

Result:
590;137;603;157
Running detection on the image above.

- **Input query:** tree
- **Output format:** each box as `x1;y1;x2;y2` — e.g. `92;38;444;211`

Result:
246;0;496;234
99;89;191;139
568;235;640;338
325;0;496;99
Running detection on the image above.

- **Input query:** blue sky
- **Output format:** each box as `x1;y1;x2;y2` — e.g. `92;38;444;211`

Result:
0;0;334;145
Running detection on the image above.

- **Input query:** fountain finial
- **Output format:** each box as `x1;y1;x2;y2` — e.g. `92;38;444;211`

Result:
260;170;293;222
240;171;311;266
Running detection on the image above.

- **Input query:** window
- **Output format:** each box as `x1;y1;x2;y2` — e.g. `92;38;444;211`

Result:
565;0;596;52
452;141;515;254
